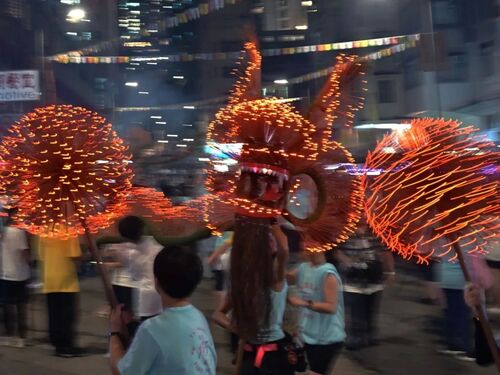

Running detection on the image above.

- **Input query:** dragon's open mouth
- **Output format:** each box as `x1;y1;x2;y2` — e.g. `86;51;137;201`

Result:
239;162;290;181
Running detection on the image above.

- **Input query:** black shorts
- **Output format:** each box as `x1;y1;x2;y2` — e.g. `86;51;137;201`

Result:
212;270;225;292
0;279;28;304
112;284;133;312
241;340;294;375
486;260;500;270
305;342;344;374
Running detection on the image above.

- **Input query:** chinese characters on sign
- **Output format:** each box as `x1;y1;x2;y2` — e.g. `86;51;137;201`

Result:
0;70;40;101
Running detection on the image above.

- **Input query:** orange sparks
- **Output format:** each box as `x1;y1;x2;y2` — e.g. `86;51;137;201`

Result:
0;105;134;239
363;118;499;264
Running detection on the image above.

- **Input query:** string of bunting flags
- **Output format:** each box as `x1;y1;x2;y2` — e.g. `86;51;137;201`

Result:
267;38;419;87
112;39;418;112
52;34;420;65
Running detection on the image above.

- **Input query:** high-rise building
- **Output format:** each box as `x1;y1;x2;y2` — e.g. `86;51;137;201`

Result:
261;0;308;31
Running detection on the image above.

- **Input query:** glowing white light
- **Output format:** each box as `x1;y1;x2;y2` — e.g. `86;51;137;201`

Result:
125;82;138;87
173;75;184;79
138;91;149;95
183;106;195;110
274;79;288;85
166;134;178;138
176;144;187;148
301;0;313;5
132;56;169;62
214;164;229;172
182;138;194;142
198;157;210;162
355;123;412;130
183;124;193;127
157;140;169;143
155;121;166;124
382;147;396;154
150;115;162;119
67;8;86;22
295;25;308;30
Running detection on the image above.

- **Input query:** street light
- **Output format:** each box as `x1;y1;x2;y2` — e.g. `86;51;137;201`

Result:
66;8;86;23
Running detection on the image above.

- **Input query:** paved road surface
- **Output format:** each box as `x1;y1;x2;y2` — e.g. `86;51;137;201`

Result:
0;273;498;375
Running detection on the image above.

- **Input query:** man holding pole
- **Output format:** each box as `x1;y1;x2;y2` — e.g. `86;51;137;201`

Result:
465;283;500;367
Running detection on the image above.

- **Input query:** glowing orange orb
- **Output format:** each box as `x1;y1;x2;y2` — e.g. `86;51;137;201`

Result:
0;105;134;238
363;118;499;263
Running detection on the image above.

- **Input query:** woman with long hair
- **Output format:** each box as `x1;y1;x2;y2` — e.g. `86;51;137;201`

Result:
212;219;293;375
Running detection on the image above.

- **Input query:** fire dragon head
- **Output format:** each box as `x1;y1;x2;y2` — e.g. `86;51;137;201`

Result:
205;42;366;251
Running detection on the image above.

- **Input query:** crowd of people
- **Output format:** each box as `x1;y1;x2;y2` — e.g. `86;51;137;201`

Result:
0;210;498;374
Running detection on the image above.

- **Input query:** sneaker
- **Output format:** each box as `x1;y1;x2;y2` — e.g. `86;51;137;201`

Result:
437;347;462;356
487;306;500;315
2;337;20;348
54;347;84;358
11;337;26;348
96;306;110;318
455;352;475;362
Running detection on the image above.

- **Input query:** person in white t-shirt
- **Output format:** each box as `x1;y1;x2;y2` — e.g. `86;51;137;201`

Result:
0;208;30;347
103;241;139;335
117;216;163;322
207;232;233;308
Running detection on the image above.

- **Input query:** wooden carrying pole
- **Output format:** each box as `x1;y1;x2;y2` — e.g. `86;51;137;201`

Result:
454;243;500;372
82;222;118;309
234;339;244;375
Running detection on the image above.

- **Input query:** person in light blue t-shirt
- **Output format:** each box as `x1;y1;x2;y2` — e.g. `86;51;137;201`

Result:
436;256;472;360
109;246;216;375
288;250;345;374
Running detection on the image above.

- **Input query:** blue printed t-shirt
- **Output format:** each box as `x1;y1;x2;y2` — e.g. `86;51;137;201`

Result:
118;304;216;375
296;262;346;345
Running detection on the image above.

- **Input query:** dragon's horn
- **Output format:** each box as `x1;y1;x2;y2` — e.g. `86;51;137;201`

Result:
307;54;366;142
228;42;262;104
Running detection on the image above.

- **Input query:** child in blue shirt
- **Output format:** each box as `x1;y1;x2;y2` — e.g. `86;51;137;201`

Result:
109;246;217;375
288;250;345;374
